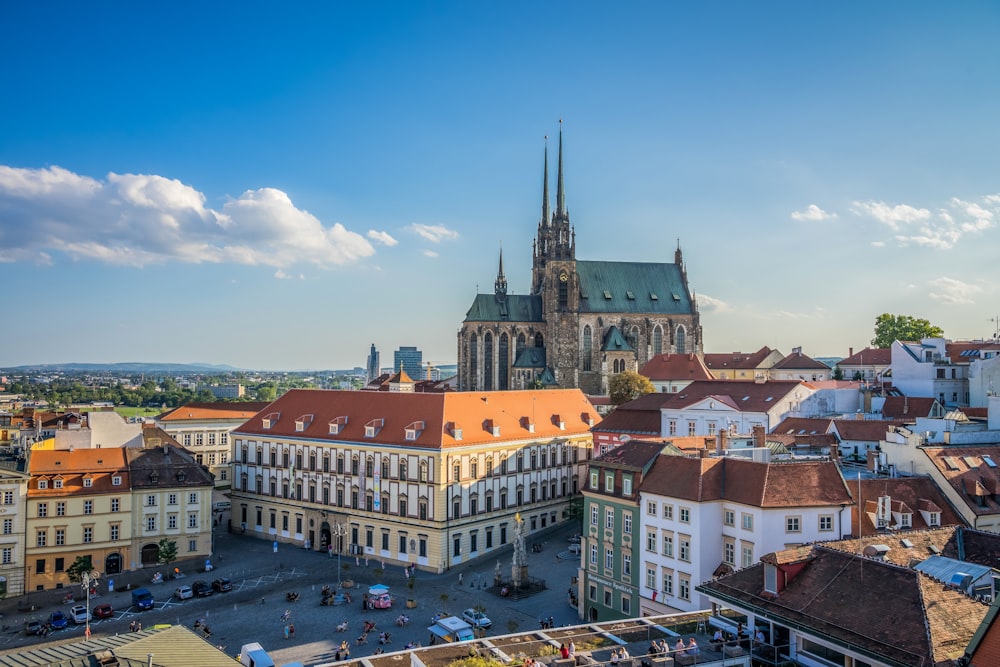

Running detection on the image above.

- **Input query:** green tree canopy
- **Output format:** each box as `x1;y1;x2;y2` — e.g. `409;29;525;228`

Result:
66;555;95;584
157;538;179;566
609;370;655;406
872;313;944;348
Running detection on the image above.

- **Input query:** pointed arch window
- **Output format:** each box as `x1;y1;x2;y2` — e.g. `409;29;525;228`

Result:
628;326;639;352
516;333;526;360
675;325;687;354
499;332;510;390
582;325;592;372
469;333;478;390
653;325;664;355
483;332;494;391
534;332;544;348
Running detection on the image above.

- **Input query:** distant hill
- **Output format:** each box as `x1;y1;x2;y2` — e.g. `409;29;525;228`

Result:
2;362;245;373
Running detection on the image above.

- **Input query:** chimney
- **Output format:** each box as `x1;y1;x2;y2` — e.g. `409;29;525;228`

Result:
903;396;909;415
716;429;728;454
849;347;854;357
752;425;766;448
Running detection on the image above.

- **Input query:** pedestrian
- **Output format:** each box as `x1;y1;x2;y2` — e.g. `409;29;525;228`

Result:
328;545;334;558
289;623;296;639
362;593;369;610
356;556;360;567
569;641;576;658
136;621;142;631
365;557;369;567
458;572;463;584
284;624;290;640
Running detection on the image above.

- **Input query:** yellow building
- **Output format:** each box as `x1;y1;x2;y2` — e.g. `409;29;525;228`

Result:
0;468;29;596
25;449;133;591
231;387;598;572
126;428;215;569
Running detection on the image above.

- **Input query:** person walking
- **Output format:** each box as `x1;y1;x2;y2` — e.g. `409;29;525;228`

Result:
283;624;290;640
289;623;296;639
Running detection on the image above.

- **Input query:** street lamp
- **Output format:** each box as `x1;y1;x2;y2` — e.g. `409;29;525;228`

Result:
331;520;349;587
81;570;100;640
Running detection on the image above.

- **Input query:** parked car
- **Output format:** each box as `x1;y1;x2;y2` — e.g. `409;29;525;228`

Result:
192;580;213;597
23;619;43;636
69;604;91;624
93;603;114;619
48;611;69;630
212;577;233;592
174;585;193;600
567;543;581;555
462;608;492;629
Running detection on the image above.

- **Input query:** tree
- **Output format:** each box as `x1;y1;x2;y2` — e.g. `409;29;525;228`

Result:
609;370;655;406
871;313;944;348
157;538;178;567
66;555;94;584
832;366;844;381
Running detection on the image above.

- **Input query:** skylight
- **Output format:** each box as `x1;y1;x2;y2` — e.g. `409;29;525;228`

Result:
984;455;997;468
943;457;961;471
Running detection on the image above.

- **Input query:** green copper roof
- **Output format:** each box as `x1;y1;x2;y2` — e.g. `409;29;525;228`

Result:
513;346;547;368
577;260;692;314
601;325;632;352
538;367;558;385
464;294;543;323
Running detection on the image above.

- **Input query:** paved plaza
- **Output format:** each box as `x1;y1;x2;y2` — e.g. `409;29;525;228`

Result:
0;522;584;666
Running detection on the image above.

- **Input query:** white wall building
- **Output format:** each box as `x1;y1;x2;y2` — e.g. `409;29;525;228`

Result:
658;380;814;439
890;338;969;407
637;455;852;615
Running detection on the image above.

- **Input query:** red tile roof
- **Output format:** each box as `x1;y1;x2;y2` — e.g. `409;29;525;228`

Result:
880;396;940;419
770;350;830;371
703;346;777;371
659;379;807;413
233;388;600;448
640;456;852;507
638;353;713;381
159;402;272;422
771;417;833;436
923;445;1000;516
843;478;967;537
838;347;892;366
829;419;902;441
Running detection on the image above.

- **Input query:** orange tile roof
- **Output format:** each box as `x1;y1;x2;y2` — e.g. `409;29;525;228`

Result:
638;353;713;381
838;347;891;366
660;379;808;413
829;419;903;441
923;445;1000;516
233;388;600;448
159;402;272;422
703;347;777;371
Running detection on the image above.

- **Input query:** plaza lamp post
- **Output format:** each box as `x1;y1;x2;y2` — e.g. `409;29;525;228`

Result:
81;570;100;640
332;520;349;587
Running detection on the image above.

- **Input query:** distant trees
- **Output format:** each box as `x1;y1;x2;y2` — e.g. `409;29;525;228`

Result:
872;313;944;348
609;370;655;406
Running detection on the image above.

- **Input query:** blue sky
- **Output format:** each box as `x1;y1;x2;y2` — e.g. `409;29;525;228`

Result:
3;2;1000;371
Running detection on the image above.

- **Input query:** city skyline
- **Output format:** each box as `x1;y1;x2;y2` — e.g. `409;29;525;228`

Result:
2;3;999;370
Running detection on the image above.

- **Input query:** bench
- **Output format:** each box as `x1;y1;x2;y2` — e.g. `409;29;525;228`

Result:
706;616;738;635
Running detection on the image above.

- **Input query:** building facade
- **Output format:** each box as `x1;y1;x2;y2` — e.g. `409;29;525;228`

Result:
393;347;423;380
458;129;701;395
230;388;596;573
158;402;270;488
0;469;29;597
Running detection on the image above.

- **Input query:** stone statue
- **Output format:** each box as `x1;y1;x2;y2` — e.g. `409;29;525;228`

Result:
512;512;527;588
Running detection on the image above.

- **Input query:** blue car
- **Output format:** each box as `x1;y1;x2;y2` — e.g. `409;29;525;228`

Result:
48;611;69;630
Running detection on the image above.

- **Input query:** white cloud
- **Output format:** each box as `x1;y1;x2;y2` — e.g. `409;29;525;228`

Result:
407;223;459;243
870;240;885;248
0;165;376;268
696;293;729;313
790;204;837;222
852;195;1000;250
367;230;398;246
927;276;984;305
422;249;440;258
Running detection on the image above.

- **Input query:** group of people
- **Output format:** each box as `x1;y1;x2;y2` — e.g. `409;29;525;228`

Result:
334;640;351;661
558;642;576;659
609;646;631;664
642;638;697;659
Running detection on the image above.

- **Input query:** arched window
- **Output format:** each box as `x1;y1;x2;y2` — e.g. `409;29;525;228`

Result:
309;482;316;503
653;325;664;355
483;332;494;391
469;333;478;389
499;332;510;390
351;455;359;475
534;332;544;348
675;325;687;354
582;325;592;372
380;492;390;514
381;456;390;478
419;461;429;482
399;459;408;480
516;333;526;359
485;456;494;477
337;454;344;474
240;472;248;492
365;456;374;477
628;326;639;351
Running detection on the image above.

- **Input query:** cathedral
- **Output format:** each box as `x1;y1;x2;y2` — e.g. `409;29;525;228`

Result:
457;129;702;395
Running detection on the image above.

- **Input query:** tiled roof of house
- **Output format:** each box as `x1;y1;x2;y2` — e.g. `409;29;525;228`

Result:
829;419;902;441
770;350;830;371
771;417;834;436
838;347;892;366
659;379;807;413
592;439;667;470
846;478;967;537
28;448;129;495
233;388;599;449
638;353;713;382
923;445;1000;516
124;427;215;489
592;393;675;436
703;346;777;371
159;401;272;422
697;545;989;667
640;456;852;507
880;396;940;419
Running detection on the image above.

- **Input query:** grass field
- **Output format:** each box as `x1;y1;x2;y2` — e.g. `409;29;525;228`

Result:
115;406;164;419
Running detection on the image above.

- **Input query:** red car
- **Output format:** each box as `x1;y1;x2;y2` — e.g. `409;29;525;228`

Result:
93;603;114;620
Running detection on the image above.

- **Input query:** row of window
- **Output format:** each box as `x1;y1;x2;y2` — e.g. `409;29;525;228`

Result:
591;506;633;533
35;523;123;547
589;469;634;495
37;475;121;490
144;493;200;507
194;452;226;466
36;498;120;517
143;513;198;532
180;431;228;447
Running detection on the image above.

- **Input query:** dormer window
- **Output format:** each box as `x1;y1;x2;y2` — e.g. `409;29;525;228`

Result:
365;418;384;438
484;419;500;437
405;421;426;441
80;478;90;488
177;471;187;483
55;478;65;489
553;414;566;430
329;416;348;435
262;412;280;429
447;422;463;440
149;472;159;483
37;479;48;490
295;414;314;432
928;512;940;526
764;564;778;594
112;475;122;486
520;417;535;433
582;412;595;427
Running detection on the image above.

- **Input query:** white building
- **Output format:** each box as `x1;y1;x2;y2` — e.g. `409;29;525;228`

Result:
637;454;852;614
890;338;970;407
658;380;814;439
